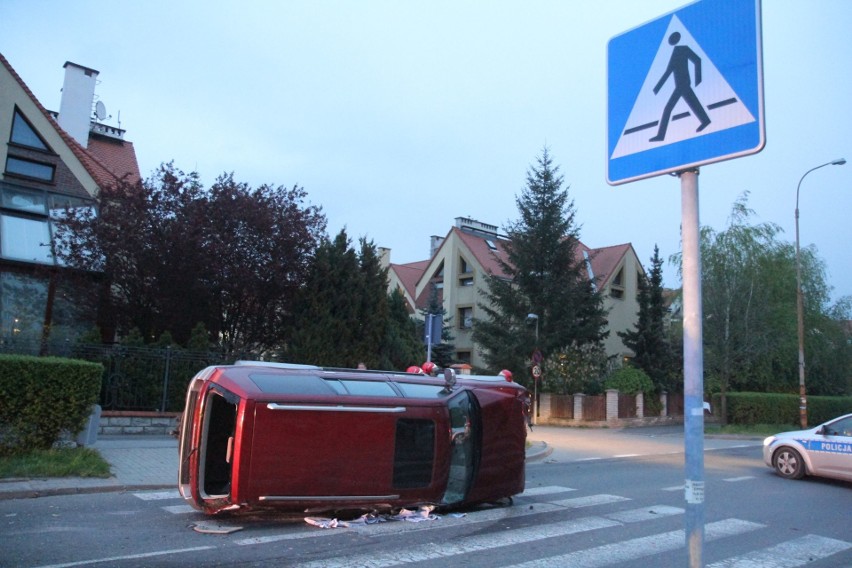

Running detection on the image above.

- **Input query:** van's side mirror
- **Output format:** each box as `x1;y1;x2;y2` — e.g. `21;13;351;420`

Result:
443;368;457;391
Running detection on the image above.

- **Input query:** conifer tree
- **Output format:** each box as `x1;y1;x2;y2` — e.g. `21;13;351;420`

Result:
290;230;361;366
473;149;608;378
418;283;456;367
619;245;676;391
290;231;421;369
382;289;423;370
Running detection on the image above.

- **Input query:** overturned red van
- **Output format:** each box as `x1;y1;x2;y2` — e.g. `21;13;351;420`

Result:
178;362;529;515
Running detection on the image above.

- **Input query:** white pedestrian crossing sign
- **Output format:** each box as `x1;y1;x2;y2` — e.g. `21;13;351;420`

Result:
607;0;764;185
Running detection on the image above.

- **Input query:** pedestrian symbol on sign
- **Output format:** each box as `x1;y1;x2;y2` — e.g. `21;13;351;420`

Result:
649;31;711;142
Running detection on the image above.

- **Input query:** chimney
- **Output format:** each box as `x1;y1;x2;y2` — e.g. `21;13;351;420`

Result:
430;235;444;258
377;247;391;268
58;61;99;148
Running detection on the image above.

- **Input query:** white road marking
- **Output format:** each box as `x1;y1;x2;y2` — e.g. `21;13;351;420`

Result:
520;485;576;496
294;505;683;568
162;504;196;515
508;518;764;567
132;490;181;501
707;534;852;567
723;476;755;482
32;546;215;568
549;494;631;509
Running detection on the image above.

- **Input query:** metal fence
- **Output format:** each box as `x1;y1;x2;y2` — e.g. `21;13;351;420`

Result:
0;339;237;412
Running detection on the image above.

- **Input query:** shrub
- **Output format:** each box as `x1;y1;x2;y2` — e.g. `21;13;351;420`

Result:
0;354;103;455
605;367;655;396
712;392;852;426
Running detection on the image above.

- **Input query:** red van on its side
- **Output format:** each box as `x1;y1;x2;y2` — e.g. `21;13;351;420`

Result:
178;362;529;515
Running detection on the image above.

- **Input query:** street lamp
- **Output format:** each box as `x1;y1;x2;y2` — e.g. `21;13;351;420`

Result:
526;313;540;425
795;158;845;429
526;313;539;342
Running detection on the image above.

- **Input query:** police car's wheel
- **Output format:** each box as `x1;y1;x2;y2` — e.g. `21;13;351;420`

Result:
773;447;805;479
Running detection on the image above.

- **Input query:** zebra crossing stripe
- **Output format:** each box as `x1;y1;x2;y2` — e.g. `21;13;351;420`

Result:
507;518;764;568
133;490;181;501
706;534;852;568
519;486;576;496
162;504;196;515
549;494;630;509
292;505;684;568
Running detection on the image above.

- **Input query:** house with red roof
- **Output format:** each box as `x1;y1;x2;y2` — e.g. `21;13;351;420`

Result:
0;54;140;349
385;216;644;370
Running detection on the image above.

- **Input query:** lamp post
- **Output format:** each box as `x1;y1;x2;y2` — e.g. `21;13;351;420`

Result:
795;158;845;429
527;313;540;425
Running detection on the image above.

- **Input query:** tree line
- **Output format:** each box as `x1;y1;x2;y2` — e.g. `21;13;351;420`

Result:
54;162;422;368
54;154;850;398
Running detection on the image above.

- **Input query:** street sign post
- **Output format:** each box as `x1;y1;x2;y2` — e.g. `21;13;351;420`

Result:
607;0;764;185
607;2;763;566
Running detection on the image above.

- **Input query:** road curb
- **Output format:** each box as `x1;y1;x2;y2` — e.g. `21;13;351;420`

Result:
0;481;174;501
525;441;553;463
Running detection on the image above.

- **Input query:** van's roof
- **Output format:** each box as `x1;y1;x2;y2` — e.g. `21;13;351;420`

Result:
199;362;525;402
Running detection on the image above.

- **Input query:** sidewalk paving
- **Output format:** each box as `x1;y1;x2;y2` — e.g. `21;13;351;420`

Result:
0;436;179;500
0;434;554;501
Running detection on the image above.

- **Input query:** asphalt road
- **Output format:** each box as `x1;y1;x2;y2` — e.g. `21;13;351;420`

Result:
2;426;850;567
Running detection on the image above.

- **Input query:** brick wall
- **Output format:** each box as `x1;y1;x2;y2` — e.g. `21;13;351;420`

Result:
98;411;180;436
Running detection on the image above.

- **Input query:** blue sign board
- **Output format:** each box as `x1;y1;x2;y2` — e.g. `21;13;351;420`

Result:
607;0;764;185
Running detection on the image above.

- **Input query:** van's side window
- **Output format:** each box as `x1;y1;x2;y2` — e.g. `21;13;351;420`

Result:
393;419;435;488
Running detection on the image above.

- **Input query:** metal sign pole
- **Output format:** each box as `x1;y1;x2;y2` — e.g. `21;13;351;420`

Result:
425;314;433;363
680;169;705;567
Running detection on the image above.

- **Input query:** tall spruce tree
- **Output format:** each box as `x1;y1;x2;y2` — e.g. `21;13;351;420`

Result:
289;230;421;369
289;230;360;365
619;245;677;392
473;149;608;379
418;283;456;367
382;289;424;370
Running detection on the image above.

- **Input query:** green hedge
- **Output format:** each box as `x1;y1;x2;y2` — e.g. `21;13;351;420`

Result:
712;392;852;427
0;354;103;455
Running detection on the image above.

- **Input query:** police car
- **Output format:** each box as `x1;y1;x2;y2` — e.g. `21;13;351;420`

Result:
763;413;852;482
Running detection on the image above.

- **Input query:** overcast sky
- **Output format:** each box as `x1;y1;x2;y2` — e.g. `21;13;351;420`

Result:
2;1;850;303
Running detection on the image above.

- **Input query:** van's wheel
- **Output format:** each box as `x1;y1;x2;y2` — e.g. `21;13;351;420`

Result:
773;447;805;479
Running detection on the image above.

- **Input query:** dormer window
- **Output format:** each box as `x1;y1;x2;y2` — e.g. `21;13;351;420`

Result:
10;109;50;152
459;256;474;286
610;266;625;299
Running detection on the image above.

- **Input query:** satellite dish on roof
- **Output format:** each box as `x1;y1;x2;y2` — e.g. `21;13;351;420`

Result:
95;100;107;120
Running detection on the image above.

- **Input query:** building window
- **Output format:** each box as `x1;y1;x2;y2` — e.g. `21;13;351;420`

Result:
1;272;48;342
610;267;625;299
5;156;55;182
2;186;46;214
458;307;473;330
0;214;53;264
459;276;474;287
456;351;471;364
0;184;96;266
459;256;472;274
10;110;50;151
